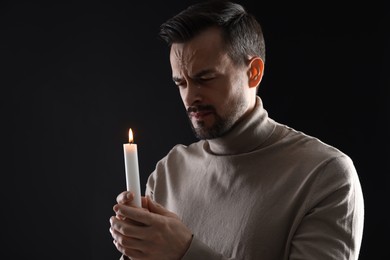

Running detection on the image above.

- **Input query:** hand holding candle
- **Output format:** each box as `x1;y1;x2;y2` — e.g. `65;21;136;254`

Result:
123;128;142;208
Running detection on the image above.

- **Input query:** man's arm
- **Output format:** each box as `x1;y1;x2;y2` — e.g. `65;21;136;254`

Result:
288;156;364;260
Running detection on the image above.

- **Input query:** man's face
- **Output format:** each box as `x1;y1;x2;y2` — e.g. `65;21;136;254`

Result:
170;27;253;139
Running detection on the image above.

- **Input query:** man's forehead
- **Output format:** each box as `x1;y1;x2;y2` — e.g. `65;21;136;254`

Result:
170;44;195;67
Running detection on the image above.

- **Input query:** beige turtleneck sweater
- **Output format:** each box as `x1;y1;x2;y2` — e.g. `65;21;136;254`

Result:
132;96;364;259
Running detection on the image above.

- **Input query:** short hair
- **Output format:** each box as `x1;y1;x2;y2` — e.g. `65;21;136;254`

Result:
159;0;266;66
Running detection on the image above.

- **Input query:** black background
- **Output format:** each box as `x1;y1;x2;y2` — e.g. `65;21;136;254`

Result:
2;0;389;259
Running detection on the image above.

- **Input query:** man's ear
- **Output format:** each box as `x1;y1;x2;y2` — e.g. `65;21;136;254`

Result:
247;57;264;88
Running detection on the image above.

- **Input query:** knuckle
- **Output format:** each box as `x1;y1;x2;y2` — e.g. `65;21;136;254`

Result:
117;224;127;234
111;219;128;235
116;235;125;245
116;191;127;203
115;242;125;254
134;210;144;220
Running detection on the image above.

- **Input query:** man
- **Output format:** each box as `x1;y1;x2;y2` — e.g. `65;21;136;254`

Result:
109;1;364;259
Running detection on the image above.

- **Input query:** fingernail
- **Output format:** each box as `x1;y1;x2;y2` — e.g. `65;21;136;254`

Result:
126;192;133;199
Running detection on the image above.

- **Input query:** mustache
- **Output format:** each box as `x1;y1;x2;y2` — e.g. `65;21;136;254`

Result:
187;104;215;114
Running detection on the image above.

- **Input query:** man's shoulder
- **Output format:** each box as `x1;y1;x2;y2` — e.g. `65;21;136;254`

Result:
281;124;345;154
160;140;205;163
274;123;358;186
274;123;353;168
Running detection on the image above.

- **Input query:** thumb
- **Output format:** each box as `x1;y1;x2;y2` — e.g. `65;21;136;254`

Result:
146;196;175;217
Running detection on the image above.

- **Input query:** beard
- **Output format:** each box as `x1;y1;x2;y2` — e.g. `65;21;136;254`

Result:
187;98;247;140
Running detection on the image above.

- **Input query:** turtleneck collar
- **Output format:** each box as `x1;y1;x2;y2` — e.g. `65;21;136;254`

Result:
204;96;276;155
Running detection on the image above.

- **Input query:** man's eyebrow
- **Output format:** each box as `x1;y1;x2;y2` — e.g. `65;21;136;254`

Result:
172;69;216;82
193;69;215;78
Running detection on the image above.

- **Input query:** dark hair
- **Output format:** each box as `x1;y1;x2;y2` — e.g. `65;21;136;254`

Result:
159;0;265;66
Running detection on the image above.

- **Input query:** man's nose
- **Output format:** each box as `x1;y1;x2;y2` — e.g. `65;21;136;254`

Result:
183;81;202;106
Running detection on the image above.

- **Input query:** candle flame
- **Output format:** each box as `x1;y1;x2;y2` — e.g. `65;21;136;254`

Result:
128;128;134;143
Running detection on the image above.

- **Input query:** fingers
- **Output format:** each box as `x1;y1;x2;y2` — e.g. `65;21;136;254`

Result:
116;191;135;205
141;196;148;208
114;194;176;226
117;191;149;209
146;196;177;218
110;216;147;240
114;204;153;226
110;196;192;260
113;241;145;260
110;227;146;259
109;225;143;247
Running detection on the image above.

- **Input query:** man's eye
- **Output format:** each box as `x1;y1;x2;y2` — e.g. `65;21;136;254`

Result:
174;81;186;88
198;76;215;82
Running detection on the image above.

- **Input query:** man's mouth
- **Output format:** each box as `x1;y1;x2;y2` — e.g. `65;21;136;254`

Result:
187;105;215;120
190;111;213;120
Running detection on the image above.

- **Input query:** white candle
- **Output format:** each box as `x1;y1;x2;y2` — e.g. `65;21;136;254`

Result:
123;128;142;208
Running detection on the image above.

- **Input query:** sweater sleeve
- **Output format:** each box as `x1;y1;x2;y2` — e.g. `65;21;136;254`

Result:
289;156;364;260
